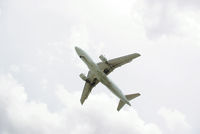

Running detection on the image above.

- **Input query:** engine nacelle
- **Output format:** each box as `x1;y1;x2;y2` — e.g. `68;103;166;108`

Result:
79;73;87;81
99;55;107;63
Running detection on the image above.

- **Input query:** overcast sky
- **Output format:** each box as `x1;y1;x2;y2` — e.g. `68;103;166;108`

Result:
0;0;200;134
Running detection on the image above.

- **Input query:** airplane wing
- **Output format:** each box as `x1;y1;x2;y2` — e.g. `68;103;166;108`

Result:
97;53;141;75
80;71;99;104
80;53;140;104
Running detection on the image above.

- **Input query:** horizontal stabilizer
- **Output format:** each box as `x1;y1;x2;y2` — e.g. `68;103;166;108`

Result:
126;93;140;100
117;93;140;111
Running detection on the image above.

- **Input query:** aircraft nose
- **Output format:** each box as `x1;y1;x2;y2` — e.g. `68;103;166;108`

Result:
75;46;81;54
75;46;79;51
75;46;84;58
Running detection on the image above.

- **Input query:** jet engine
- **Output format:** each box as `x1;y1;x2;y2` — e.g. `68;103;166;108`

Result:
79;73;87;81
99;55;107;63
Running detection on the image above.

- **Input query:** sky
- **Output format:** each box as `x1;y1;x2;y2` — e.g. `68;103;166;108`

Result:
0;0;200;134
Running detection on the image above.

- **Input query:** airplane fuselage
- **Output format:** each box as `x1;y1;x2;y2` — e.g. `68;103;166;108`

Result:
75;47;131;105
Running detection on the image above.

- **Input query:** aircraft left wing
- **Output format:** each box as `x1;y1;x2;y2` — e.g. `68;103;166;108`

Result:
80;71;99;104
97;53;141;75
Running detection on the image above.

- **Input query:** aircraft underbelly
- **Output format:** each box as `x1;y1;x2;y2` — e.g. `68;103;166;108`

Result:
99;75;126;101
86;58;128;103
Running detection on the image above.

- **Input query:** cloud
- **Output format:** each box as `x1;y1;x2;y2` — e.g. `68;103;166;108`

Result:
131;0;200;40
0;0;199;133
0;74;65;134
158;107;191;132
144;0;200;9
54;84;163;134
9;64;20;73
132;0;177;38
69;25;90;50
0;73;162;134
0;8;2;16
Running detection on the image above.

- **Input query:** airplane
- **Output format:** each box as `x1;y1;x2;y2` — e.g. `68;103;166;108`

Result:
75;46;141;111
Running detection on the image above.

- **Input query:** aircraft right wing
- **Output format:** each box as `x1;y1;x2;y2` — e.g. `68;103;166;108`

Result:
97;53;141;75
80;71;99;104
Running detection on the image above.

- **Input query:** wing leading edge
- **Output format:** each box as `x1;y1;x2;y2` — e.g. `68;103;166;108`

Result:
97;53;141;75
80;71;99;104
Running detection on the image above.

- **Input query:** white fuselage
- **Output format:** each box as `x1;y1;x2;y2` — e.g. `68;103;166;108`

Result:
75;47;130;105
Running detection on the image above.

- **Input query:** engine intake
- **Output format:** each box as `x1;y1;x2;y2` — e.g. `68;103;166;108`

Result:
99;55;107;63
79;73;87;81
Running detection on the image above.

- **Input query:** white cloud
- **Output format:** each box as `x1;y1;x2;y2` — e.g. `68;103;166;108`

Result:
158;107;191;131
0;74;65;134
36;41;67;65
56;85;162;134
131;0;200;41
0;0;199;133
67;24;91;71
0;8;2;16
9;64;20;73
69;24;90;51
0;73;162;134
67;24;106;71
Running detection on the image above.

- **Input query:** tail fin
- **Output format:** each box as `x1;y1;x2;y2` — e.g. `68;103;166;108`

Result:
117;93;140;111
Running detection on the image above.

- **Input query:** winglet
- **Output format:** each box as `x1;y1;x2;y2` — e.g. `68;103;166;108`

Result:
117;93;140;111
